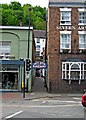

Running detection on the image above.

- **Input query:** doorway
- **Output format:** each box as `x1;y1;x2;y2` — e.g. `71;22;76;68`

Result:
2;72;18;89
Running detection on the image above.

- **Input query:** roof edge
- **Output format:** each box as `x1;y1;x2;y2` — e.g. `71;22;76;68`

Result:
0;26;33;30
49;2;85;7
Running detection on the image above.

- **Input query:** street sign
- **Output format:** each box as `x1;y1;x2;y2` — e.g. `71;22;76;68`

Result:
26;72;29;79
32;62;47;69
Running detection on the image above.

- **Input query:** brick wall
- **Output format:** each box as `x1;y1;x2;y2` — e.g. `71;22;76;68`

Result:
47;7;86;93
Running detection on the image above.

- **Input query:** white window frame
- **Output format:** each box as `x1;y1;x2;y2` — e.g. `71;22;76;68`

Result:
36;51;40;56
78;9;86;25
60;31;71;52
62;62;86;80
36;45;40;51
36;38;40;43
60;8;71;25
78;31;86;49
0;41;11;55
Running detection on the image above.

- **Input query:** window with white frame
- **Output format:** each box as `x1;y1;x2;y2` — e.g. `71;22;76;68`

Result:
60;31;71;52
79;31;86;49
0;42;11;55
60;8;71;25
36;45;40;50
62;62;86;80
78;9;86;25
79;34;86;49
79;12;86;25
36;51;40;56
36;38;40;43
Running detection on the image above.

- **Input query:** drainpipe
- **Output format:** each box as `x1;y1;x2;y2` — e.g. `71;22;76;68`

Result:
45;12;48;92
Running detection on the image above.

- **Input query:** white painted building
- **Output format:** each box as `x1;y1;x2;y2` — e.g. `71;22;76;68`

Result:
34;30;46;77
34;30;46;57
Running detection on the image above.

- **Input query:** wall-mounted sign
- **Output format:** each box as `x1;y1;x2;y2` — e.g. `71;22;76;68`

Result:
57;25;86;30
32;62;47;69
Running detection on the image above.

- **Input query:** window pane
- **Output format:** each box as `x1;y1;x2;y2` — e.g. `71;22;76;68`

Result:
0;42;11;55
70;71;80;80
84;64;86;70
65;44;70;48
61;11;71;24
37;38;40;43
63;72;65;79
71;64;79;70
63;64;65;70
67;64;69;70
79;12;86;24
84;71;86;79
36;51;40;56
79;34;86;49
60;34;71;49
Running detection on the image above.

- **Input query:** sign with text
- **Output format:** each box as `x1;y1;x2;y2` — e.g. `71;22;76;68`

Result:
32;62;47;69
57;25;86;30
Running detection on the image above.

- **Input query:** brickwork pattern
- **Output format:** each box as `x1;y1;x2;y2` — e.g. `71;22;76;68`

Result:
47;7;86;93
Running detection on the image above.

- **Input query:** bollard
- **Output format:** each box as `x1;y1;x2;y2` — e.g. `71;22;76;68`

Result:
22;81;24;93
22;81;25;98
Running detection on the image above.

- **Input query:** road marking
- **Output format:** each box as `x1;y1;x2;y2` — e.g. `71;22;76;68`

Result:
40;112;56;117
49;100;77;103
2;104;82;108
73;97;81;100
27;104;82;107
50;113;56;116
61;114;72;117
59;100;76;103
40;112;47;114
41;101;47;104
32;98;49;101
32;99;81;104
5;111;23;119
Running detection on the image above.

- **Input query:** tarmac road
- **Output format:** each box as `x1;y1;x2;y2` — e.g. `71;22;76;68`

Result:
1;92;85;120
0;77;86;119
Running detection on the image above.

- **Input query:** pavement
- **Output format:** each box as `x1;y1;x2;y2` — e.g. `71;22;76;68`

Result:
1;91;83;102
0;77;83;102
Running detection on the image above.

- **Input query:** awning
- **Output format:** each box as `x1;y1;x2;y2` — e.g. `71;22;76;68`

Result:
0;60;24;65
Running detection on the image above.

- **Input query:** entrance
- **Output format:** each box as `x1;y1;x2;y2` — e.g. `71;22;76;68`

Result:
2;72;18;89
32;62;48;92
36;68;43;77
1;59;24;91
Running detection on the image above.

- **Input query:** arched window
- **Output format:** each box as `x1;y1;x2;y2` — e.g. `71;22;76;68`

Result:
70;63;80;80
62;62;86;81
71;64;80;70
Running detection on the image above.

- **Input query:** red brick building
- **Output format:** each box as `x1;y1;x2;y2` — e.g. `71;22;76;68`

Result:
47;0;86;93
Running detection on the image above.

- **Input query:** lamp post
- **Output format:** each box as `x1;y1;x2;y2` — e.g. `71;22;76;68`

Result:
45;13;48;63
27;7;32;58
26;7;32;92
44;12;48;92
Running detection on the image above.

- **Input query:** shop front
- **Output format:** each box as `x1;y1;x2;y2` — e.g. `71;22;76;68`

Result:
0;60;24;91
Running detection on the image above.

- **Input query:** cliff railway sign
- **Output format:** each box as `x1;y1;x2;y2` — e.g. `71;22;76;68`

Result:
32;61;47;69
